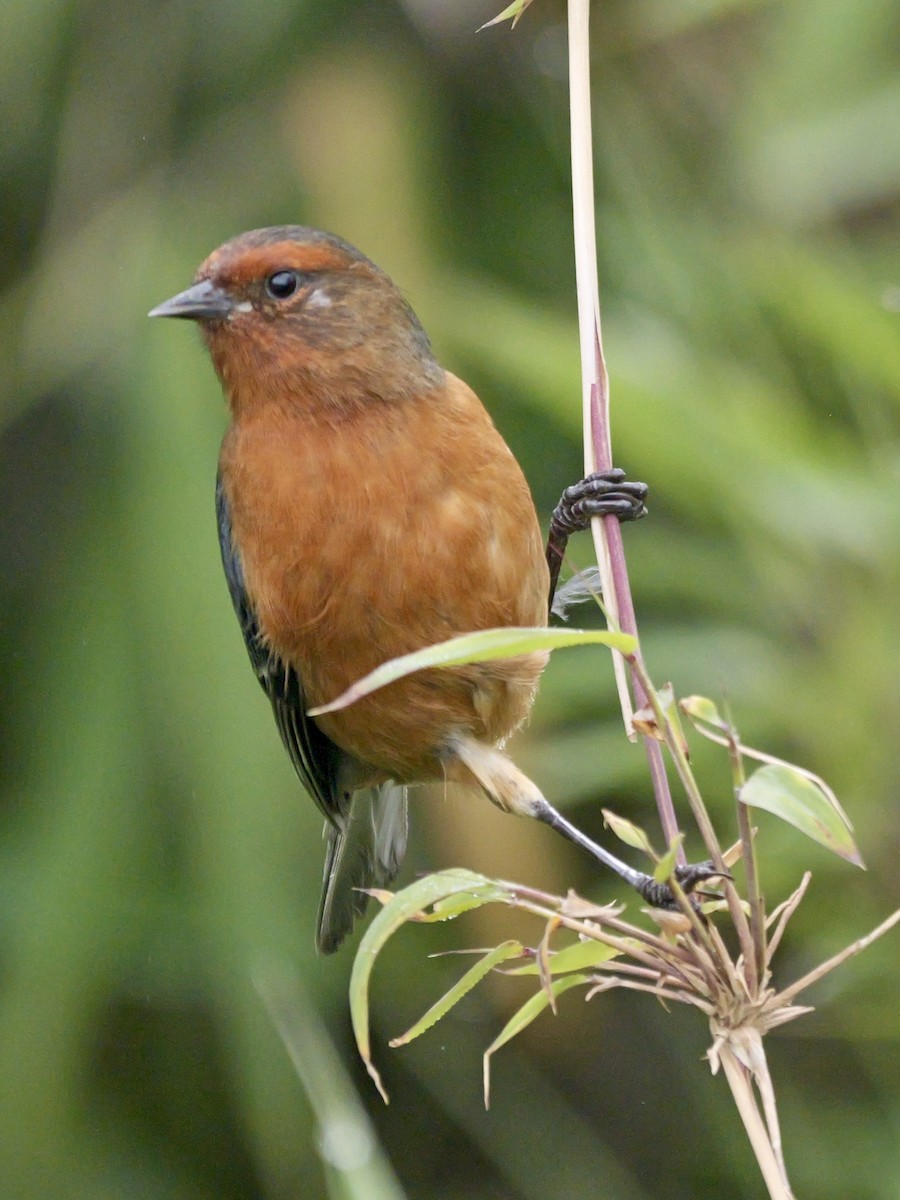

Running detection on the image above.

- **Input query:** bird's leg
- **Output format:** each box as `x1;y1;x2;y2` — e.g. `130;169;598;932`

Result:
546;469;648;612
449;736;725;910
532;798;723;908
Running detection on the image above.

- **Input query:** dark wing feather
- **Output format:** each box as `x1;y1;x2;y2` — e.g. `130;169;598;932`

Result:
216;472;342;823
316;783;408;954
216;472;409;952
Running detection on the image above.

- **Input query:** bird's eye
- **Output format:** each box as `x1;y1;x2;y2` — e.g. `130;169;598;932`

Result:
266;270;300;300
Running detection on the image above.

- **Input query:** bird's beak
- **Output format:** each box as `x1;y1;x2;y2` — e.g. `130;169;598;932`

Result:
148;279;233;321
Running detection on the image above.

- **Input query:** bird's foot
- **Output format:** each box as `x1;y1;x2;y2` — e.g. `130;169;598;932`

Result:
636;860;729;910
551;469;648;538
545;469;649;615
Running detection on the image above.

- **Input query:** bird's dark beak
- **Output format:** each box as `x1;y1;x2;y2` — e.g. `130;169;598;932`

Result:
148;279;233;321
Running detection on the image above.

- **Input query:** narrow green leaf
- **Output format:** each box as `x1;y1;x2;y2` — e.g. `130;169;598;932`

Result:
415;891;505;923
350;869;509;1102
389;941;525;1048
662;685;691;760
478;0;535;31
653;835;684;884
309;627;637;715
504;939;622;976
483;975;591;1107
602;808;654;855
739;764;864;867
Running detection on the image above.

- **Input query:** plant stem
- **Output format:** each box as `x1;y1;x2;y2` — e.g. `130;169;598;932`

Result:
566;0;681;855
727;717;765;990
718;1044;794;1200
628;654;758;974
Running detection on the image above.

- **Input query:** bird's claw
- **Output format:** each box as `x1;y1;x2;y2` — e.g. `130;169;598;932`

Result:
551;469;648;537
637;860;730;910
546;469;649;616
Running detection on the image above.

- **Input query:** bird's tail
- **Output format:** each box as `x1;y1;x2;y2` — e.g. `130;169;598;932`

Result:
316;783;408;954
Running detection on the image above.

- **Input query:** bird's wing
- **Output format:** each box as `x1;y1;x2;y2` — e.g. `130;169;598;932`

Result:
216;472;409;952
316;782;408;954
215;471;343;823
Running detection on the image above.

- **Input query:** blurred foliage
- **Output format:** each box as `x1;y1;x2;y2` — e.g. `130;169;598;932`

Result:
1;0;898;1197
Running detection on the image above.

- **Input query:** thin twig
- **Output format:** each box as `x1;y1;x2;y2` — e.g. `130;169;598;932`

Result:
773;906;900;1007
513;900;702;991
586;977;709;1010
506;882;699;963
765;874;811;966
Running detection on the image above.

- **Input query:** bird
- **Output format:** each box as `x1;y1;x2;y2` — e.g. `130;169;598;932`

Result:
150;225;716;952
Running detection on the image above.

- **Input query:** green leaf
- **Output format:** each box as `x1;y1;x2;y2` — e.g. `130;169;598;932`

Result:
662;686;691;760
415;892;505;923
653;835;684;884
308;627;637;715
739;764;864;867
602;808;654;855
679;694;726;728
478;0;535;31
504;938;622;976
389;941;525;1048
483;975;592;1107
350;869;509;1102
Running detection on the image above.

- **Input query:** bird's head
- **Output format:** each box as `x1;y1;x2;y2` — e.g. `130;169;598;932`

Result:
150;226;443;414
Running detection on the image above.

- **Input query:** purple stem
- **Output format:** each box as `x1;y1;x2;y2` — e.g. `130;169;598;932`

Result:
590;344;683;859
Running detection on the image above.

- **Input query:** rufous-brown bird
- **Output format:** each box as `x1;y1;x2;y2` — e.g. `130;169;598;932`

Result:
150;226;714;951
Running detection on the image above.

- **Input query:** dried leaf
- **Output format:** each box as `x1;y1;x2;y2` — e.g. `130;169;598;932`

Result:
645;908;693;936
559;891;625;920
631;701;664;740
537;917;561;1011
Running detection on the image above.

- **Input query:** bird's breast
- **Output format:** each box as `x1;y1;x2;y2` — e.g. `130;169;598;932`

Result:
218;378;549;778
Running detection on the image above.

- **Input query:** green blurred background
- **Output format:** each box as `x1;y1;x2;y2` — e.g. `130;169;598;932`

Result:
2;0;898;1196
